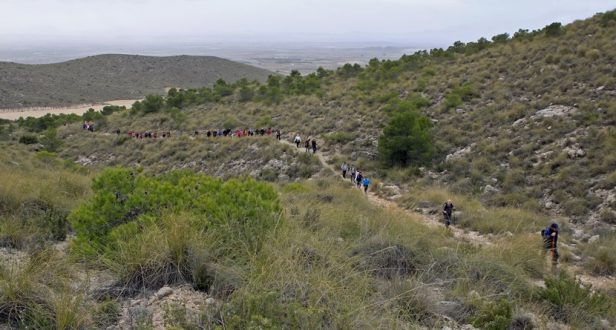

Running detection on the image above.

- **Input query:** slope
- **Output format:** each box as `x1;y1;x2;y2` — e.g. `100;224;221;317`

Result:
0;54;272;108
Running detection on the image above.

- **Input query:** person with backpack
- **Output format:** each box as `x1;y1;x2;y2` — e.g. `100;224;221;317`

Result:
294;134;301;148
311;139;317;153
341;162;349;178
350;167;356;183
443;200;454;227
276;130;281;140
355;171;363;189
362;177;370;193
542;223;559;265
305;139;311;152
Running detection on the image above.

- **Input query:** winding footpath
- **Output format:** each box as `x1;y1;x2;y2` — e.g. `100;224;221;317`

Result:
278;139;493;246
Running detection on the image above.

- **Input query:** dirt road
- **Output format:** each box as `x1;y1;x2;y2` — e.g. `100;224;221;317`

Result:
0;99;138;120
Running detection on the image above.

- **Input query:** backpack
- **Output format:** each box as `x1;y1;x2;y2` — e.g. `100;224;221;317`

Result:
541;227;551;239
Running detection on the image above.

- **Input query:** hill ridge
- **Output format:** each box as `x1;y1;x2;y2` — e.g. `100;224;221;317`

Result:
0;54;272;108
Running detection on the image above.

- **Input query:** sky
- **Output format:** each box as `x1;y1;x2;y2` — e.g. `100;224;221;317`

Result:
1;0;615;47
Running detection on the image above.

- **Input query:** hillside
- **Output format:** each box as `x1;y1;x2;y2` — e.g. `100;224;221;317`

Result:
2;9;616;330
0;54;272;108
48;10;616;228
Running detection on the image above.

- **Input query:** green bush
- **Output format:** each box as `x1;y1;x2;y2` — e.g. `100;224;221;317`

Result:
19;134;39;145
472;299;513;330
378;106;433;167
537;271;611;324
69;168;282;255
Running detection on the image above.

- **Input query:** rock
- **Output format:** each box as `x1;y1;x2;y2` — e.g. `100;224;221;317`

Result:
512;118;527;127
455;108;465;114
483;185;500;194
382;185;401;196
572;228;585;239
532;105;578;119
545;201;554;209
599;319;611;330
446;144;475;162
435;300;463;317
461;325;478;330
205;297;216;305
490;178;498;184
156;286;173;299
596;85;605;92
564;145;585;159
588;235;600;244
468;290;481;301
442;326;453;330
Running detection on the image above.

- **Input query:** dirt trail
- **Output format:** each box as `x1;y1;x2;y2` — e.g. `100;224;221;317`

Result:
279;139;492;246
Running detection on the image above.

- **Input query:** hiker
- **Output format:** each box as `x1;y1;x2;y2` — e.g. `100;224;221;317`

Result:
276;130;281;140
542;223;559;265
341;162;348;178
305;139;311;152
355;171;363;188
443;200;455;227
311;139;317;153
116;129;121;136
362;177;370;193
350;167;356;183
294;134;301;148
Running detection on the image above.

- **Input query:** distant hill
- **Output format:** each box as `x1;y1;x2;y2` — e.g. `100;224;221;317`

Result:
0;54;272;108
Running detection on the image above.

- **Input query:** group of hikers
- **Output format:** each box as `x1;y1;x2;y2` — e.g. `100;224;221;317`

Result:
119;128;282;140
116;123;563;268
126;130;172;139
293;134;318;153
441;199;559;264
340;162;371;193
201;128;281;139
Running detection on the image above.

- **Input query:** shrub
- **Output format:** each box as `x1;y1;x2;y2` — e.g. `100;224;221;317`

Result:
545;22;563;37
472;299;512;330
378;108;433;167
584;234;616;276
537;271;611;324
69;168;282;256
18;134;39;145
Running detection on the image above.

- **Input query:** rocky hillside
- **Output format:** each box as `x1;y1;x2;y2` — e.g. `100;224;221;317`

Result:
50;10;616;227
0;54;272;108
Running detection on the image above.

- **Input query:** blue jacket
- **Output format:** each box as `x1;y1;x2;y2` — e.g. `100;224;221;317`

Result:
362;178;370;186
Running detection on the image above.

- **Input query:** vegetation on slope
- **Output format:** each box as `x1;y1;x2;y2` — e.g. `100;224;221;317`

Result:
65;9;616;225
0;54;272;108
1;9;616;330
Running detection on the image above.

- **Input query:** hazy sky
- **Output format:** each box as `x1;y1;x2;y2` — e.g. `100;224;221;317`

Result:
1;0;615;46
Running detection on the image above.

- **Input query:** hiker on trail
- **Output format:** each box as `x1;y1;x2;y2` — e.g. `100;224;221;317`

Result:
443;200;455;227
276;130;281;140
311;139;317;153
351;167;356;183
305;139;311;152
294;134;301;148
116;129;120;136
355;171;363;188
341;162;349;178
362;177;370;193
542;223;559;265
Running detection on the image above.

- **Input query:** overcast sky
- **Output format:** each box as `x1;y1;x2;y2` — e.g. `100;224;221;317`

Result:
1;0;615;46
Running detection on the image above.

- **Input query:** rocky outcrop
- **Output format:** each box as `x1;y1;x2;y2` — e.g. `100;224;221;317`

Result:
532;105;578;119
